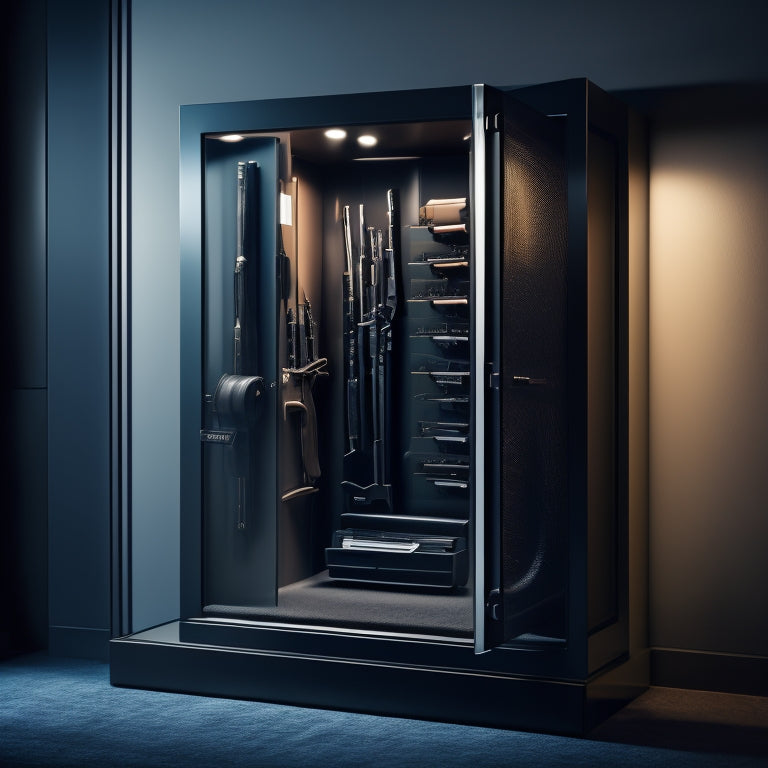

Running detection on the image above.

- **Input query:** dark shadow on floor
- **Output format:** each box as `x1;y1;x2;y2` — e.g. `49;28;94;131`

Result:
589;686;768;758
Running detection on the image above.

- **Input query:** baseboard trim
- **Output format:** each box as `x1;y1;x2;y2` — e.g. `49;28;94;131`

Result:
49;625;110;662
651;647;768;697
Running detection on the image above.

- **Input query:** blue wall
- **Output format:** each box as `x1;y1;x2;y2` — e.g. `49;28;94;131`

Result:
47;0;112;659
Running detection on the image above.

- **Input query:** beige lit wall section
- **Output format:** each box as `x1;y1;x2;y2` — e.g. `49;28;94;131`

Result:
649;95;768;657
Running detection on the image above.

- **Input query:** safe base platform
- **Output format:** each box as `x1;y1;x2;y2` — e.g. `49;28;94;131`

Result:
110;620;647;736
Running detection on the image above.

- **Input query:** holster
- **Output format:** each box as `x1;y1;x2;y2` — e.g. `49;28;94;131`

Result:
282;358;328;484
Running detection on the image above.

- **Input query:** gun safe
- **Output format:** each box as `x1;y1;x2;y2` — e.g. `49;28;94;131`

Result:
111;79;647;734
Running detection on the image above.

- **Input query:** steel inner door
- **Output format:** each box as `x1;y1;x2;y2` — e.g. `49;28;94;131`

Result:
472;86;569;653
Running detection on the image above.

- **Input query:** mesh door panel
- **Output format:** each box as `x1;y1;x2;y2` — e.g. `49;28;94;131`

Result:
500;108;568;640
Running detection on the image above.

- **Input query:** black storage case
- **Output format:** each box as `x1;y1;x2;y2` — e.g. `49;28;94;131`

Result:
111;79;647;734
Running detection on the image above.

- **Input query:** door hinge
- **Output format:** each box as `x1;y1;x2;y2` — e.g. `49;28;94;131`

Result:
487;362;501;390
486;588;502;621
485;113;502;133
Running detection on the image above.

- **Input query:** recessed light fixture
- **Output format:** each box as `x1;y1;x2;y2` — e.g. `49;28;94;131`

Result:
357;134;377;147
354;156;420;162
219;134;244;142
324;128;347;140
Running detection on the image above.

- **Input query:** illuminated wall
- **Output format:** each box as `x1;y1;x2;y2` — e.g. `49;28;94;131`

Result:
649;89;768;657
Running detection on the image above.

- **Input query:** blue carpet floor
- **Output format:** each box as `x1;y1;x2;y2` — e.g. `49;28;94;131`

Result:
1;653;766;768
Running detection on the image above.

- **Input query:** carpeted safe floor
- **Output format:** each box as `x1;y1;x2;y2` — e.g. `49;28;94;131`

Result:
1;653;767;767
204;570;474;636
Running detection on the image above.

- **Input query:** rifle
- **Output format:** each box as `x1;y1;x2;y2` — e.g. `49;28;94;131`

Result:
281;180;328;500
282;291;328;498
356;205;373;456
200;160;264;530
341;190;400;511
342;205;359;454
376;190;399;488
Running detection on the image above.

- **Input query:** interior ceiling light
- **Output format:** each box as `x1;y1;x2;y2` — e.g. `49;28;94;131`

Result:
354;156;420;162
357;134;378;147
219;134;244;142
324;128;347;140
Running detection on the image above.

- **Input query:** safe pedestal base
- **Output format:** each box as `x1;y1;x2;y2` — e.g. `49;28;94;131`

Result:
110;621;645;736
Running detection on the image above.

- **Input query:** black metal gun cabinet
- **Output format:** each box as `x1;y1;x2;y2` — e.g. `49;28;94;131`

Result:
111;79;648;734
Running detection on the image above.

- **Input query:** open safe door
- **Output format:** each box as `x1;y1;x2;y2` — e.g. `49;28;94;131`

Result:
473;86;569;654
199;136;282;608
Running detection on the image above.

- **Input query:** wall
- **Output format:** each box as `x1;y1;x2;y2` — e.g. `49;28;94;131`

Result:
123;0;768;680
47;0;113;659
2;0;113;660
0;1;48;657
647;87;768;684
